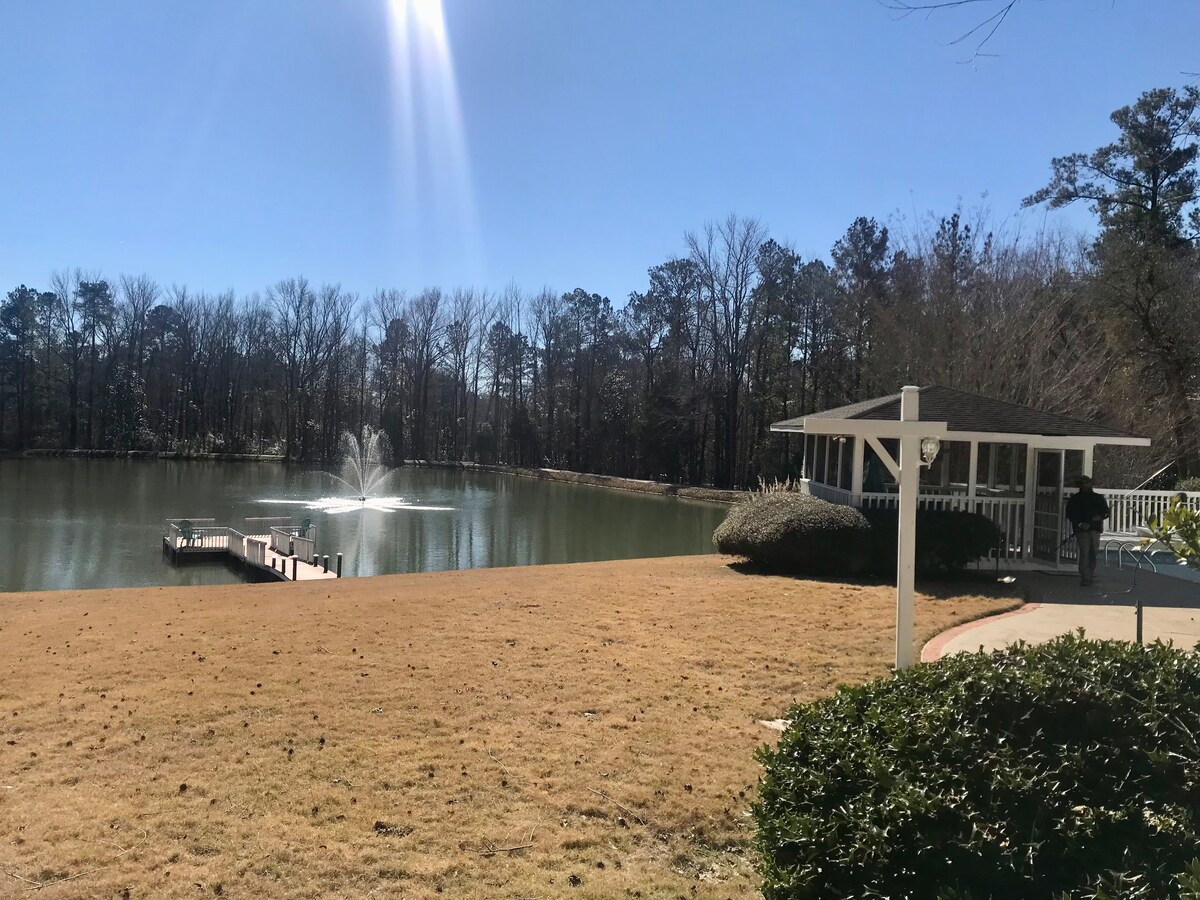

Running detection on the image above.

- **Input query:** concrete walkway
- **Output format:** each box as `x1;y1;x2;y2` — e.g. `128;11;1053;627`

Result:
923;561;1200;660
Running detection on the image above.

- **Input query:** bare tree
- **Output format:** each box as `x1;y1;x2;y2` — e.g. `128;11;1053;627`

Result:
686;214;767;486
881;0;1021;60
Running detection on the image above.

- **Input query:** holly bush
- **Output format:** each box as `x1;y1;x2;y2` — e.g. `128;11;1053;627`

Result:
754;633;1200;899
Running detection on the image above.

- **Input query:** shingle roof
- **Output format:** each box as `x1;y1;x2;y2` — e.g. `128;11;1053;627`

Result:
770;385;1144;441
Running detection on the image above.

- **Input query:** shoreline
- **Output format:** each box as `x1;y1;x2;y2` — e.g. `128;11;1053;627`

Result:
4;448;286;462
1;452;748;501
406;460;747;503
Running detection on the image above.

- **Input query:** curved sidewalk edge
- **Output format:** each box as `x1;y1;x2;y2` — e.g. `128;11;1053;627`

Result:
921;603;1039;662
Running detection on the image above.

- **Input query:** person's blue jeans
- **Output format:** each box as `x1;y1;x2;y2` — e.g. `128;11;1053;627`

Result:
1076;529;1100;582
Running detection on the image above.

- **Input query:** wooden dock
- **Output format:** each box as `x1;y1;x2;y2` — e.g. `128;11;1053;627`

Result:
163;519;340;582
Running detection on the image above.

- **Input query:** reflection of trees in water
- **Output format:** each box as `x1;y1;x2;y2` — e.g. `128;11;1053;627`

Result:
0;463;727;589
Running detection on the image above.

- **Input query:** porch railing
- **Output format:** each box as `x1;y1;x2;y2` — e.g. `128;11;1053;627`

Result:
858;491;1026;560
795;479;1200;564
1085;488;1200;536
799;479;1026;561
806;481;855;505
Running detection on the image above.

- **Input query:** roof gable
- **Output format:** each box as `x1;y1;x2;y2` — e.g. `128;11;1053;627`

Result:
772;385;1143;441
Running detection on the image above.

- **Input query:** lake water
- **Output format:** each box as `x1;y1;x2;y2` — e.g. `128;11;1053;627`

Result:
0;459;729;592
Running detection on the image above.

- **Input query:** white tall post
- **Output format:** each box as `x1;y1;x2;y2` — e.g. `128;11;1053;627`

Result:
967;441;979;513
1082;446;1094;478
1023;445;1038;560
896;386;920;670
850;436;865;502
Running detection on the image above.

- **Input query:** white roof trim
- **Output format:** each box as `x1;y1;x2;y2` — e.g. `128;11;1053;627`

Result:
770;420;1150;448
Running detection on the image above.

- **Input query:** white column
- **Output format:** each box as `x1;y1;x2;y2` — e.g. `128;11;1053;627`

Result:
896;386;920;670
850;436;865;503
967;441;979;513
1023;444;1038;560
1083;446;1094;478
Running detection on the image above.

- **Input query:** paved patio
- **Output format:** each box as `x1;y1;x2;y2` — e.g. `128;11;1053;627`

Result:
923;560;1200;660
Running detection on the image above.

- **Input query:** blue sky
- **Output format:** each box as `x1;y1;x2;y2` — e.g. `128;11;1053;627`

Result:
1;1;1197;304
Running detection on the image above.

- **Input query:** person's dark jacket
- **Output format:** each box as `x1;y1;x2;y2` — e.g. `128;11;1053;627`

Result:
1066;489;1110;533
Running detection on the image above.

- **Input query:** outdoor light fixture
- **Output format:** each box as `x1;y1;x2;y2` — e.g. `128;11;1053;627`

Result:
920;436;941;465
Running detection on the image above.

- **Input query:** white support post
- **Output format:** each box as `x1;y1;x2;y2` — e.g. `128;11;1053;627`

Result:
850;436;864;503
822;436;831;485
1083;446;1094;478
835;438;845;490
967;441;979;513
1023;444;1037;560
896;386;920;670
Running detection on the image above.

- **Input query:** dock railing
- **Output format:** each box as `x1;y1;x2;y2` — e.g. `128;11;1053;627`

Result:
293;534;315;562
269;527;294;555
227;528;248;560
164;520;228;551
163;517;337;581
244;537;267;567
163;518;218;550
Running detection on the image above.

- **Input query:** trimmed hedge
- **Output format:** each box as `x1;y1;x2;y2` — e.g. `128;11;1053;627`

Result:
864;507;1002;575
754;634;1200;899
712;493;1001;576
712;493;871;576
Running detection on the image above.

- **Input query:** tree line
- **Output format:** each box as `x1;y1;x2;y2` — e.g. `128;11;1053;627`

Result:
1;86;1197;487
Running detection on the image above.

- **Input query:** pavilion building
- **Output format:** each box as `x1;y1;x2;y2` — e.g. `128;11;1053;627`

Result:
769;385;1152;565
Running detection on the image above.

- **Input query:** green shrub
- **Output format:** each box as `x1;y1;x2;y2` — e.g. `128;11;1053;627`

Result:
712;493;870;576
754;633;1200;899
863;507;1003;576
713;494;1001;577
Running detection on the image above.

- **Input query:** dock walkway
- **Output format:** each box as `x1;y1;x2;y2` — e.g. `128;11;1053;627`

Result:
163;519;339;582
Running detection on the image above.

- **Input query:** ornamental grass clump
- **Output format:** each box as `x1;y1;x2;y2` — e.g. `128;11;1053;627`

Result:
754;633;1200;899
712;492;871;576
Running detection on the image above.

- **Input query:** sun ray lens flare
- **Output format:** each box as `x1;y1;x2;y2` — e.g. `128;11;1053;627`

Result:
384;0;480;275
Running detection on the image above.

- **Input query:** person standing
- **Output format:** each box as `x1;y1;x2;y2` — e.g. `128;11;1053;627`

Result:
1066;476;1110;586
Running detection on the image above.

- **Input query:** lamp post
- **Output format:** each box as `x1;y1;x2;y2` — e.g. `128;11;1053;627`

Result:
798;386;947;670
895;387;921;669
894;388;944;669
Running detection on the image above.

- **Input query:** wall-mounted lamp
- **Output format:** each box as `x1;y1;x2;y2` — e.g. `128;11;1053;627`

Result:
920;437;941;466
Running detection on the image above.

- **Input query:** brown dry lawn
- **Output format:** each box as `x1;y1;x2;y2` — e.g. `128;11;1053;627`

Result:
0;555;1018;899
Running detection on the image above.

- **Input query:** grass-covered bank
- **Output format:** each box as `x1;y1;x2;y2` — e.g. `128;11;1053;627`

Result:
0;555;1017;898
408;460;747;503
